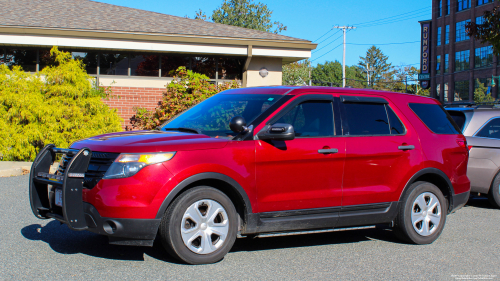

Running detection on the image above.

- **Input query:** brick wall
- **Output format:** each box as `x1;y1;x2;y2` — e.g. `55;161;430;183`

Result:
102;86;165;129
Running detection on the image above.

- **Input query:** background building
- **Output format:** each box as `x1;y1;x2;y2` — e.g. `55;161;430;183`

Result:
423;0;499;103
0;0;315;127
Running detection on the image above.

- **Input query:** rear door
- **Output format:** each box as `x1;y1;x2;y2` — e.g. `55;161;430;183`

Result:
255;94;346;213
340;95;423;206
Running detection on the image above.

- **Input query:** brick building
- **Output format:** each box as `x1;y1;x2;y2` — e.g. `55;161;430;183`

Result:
422;0;499;103
0;0;315;127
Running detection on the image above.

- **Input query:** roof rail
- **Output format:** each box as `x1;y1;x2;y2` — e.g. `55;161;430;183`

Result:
444;100;500;108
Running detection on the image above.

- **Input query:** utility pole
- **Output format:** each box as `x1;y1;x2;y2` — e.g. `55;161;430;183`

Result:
405;76;408;93
366;63;374;89
334;25;356;88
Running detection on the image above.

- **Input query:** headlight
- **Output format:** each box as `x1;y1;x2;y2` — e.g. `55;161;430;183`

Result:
103;152;176;179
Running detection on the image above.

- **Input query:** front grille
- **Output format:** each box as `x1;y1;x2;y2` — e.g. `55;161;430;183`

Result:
57;151;119;189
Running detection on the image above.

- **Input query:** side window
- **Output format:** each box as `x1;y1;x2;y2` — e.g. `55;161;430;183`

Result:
387;106;406;135
343;102;405;136
409;103;461;134
344;103;389;135
274;101;334;137
475;118;500;139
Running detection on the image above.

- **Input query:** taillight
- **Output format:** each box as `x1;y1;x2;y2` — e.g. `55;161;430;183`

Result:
457;140;466;148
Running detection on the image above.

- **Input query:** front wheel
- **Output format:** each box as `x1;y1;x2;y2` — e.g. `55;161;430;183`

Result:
394;181;447;244
159;186;238;264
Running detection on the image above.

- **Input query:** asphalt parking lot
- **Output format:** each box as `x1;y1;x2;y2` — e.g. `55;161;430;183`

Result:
1;175;499;280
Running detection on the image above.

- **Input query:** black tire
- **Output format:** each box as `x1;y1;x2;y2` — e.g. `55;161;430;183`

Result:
159;186;238;265
394;181;447;244
488;172;500;208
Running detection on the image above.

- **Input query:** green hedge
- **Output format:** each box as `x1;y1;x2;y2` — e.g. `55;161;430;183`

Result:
0;47;122;161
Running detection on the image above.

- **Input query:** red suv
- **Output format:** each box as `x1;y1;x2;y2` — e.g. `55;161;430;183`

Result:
29;87;470;264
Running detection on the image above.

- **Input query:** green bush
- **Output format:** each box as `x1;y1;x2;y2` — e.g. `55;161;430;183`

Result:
131;66;240;130
0;47;122;161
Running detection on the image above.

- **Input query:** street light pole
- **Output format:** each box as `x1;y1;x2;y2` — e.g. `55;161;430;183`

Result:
334;25;356;88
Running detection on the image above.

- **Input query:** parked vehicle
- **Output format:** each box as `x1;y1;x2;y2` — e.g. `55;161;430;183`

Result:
30;87;470;264
446;106;500;208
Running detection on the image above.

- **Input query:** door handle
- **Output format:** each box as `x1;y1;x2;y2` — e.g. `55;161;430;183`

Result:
318;148;338;154
398;145;415;151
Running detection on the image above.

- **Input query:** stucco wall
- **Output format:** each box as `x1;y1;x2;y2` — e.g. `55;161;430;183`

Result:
246;57;283;87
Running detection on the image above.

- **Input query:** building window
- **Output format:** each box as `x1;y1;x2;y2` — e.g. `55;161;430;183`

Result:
456;20;471;42
436;55;442;75
455;50;470;72
476;16;485;25
446;0;451;15
437;84;441;100
3;48;37;72
130;54;160;77
445;25;450;44
454;80;470;101
99;53;128;75
219;57;245;80
477;0;492;6
437;27;442;46
444;83;449;101
457;0;471;12
438;0;443;17
475;46;494;68
445;54;450;73
475;78;497;96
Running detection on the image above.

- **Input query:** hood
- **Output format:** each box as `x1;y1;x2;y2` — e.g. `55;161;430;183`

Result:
70;130;229;153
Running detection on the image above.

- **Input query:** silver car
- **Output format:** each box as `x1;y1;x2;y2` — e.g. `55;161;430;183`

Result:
446;107;500;208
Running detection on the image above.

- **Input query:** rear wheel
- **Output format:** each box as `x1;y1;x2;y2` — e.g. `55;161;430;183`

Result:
488;173;500;208
159;186;238;264
394;181;447;244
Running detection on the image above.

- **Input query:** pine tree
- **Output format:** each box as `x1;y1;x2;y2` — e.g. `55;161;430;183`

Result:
358;46;394;91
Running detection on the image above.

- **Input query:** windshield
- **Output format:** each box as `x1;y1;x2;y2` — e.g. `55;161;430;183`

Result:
160;94;282;138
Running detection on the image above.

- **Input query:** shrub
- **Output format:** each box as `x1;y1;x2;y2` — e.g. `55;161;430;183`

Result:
131;67;240;130
0;47;122;161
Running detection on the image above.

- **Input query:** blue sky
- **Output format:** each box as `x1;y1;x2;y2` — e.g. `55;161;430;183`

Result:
93;0;431;68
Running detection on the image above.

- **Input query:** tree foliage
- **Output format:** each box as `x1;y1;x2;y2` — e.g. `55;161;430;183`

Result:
467;4;500;56
0;47;122;161
131;67;240;130
282;60;310;86
197;0;287;34
358;46;394;90
474;79;495;104
311;60;364;88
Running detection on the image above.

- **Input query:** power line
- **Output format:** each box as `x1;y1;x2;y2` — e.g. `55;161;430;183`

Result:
316;30;341;45
312;34;344;53
313;29;333;42
357;12;430;28
347;41;420;46
353;6;431;26
312;43;343;62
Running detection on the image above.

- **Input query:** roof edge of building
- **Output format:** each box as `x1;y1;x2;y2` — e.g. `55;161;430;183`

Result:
0;25;317;50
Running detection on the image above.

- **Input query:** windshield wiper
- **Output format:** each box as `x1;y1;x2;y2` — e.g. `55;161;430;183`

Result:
162;127;201;134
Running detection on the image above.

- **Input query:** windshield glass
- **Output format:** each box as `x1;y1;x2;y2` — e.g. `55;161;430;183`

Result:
160;94;282;138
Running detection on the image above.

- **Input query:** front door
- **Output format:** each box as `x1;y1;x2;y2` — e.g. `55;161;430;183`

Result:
255;95;345;213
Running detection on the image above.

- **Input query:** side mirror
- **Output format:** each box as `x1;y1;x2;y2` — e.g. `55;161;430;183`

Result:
229;116;248;134
256;123;295;141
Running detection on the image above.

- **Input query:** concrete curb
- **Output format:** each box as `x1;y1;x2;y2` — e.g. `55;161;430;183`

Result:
0;162;59;177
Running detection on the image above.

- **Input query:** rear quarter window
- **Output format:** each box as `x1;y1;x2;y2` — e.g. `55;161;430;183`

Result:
447;110;466;132
475;118;500;139
409;103;461;134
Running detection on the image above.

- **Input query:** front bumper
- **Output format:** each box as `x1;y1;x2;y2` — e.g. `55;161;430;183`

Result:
29;144;161;246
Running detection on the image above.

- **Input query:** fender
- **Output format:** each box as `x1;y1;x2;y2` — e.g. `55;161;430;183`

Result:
399;167;456;212
155;172;253;219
